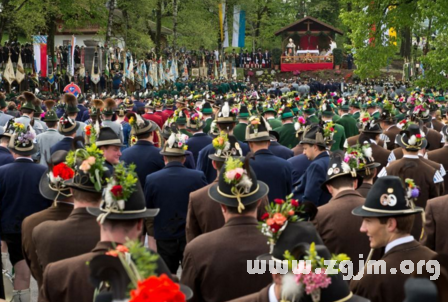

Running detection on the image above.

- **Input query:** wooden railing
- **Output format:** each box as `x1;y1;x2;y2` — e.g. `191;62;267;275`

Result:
281;55;334;64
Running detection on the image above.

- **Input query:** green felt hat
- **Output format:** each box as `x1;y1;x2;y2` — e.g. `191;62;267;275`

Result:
280;106;294;119
21;92;38;111
43;100;59;122
64;93;80;114
102;98;116;116
321;100;335;117
201;102;213;114
238;105;250;119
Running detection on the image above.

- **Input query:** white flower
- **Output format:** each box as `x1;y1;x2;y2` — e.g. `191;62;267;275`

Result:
341;162;351;173
408;135;417;145
237;174;253;193
294;122;300;131
364;147;373;158
117;200;125;210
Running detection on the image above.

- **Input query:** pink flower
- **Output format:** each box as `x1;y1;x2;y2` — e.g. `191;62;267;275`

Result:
79;160;91;173
225;168;244;181
86;156;96;165
298;117;306;124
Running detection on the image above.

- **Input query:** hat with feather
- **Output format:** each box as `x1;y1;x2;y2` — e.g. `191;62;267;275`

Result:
44;100;58;122
102;98;117;116
216;101;238;124
127;112;158;137
90;99;105;122
21;92;38;111
64;93;79;114
160;125;189;156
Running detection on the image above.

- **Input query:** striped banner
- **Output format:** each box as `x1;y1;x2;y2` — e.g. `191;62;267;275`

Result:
232;6;245;47
33;35;48;77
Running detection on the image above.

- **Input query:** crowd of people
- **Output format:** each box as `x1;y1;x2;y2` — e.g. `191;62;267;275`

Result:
0;77;446;302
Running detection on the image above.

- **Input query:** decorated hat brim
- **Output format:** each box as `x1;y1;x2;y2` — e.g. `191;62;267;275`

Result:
65;178;104;193
357;162;381;174
281;113;294;119
352;204;423;217
245;134;271;142
59;122;80;136
396;134;427;151
208;153;226;162
39;171;71;201
299;138;326;148
262;108;277;116
8;143;38;156
208;181;269;207
321;172;363;192
86;207;160;220
186;124;205;131
96;139;124;147
159;149;187;157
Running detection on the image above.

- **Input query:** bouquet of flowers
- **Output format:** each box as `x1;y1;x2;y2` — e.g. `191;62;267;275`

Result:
248;116;261;134
283;242;350;302
104;163;138;212
102;240;185;302
323;121;336;143
259;194;304;252
65;143;109;192
12;122;35;147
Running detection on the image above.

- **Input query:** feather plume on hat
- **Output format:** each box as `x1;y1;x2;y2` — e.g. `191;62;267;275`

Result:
63;93;77;107
23;91;36;103
44;100;56;111
104;98;116;110
17;95;26;104
32;98;41;108
92;99;104;110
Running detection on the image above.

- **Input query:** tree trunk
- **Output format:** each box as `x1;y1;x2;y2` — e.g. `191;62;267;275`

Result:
424;18;432;56
155;0;162;57
400;27;411;60
172;0;178;51
47;17;56;72
105;0;115;47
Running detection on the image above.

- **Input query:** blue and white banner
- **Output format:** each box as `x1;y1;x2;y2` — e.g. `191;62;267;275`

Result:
232;6;245;48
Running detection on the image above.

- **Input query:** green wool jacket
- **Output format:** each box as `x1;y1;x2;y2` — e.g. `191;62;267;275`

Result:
274;123;299;149
307;115;320;124
332;114;341;122
203;118;214;135
336;114;359;139
331;123;347;152
180;128;192;137
266;118;282;130
233;122;248;142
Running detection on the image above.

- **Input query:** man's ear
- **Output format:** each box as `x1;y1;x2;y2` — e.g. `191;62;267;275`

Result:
387;217;398;233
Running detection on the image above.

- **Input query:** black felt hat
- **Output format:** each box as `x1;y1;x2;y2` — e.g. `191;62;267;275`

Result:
321;154;363;192
39;150;73;201
215;101;237;124
245;116;271;142
96;127;124;147
208;133;244;162
186;111;205;131
208;155;269;212
403;278;438;302
352;176;423;217
89;254;193;301
58;114;80;136
299;124;326;148
87;164;159;221
127;112;158;136
396;123;427;151
159;125;189;156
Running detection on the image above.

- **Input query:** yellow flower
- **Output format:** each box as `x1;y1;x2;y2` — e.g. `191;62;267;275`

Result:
182;145;188;151
129;117;135;125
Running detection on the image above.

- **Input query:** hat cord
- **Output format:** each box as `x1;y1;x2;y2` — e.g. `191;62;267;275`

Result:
217;184;260;213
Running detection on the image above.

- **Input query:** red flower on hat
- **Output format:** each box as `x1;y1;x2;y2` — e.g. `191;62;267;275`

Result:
270;223;282;233
274;198;284;205
416;134;422;139
130;274;185;302
53;162;75;180
260;213;269;220
290;199;299;207
111;185;123;198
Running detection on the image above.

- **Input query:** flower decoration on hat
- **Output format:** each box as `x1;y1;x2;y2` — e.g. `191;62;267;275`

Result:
65;143;109;192
405;178;419;208
259;193;304;252
100;240;186;302
47;162;75;200
248;116;261;132
223;157;253;213
166;132;189;152
282;242;350;301
11;122;35;147
99;163;139;224
212;131;233;156
322;121;336;144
